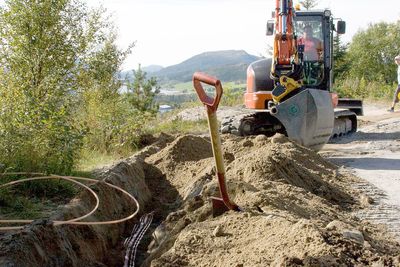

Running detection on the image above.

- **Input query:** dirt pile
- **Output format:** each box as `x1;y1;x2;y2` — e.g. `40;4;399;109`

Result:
144;134;400;266
1;133;399;266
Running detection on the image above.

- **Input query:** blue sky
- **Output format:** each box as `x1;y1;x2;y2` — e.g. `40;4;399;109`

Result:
1;0;397;68
83;1;400;69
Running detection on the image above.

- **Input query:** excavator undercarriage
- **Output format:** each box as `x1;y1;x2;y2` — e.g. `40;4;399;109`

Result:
222;93;360;151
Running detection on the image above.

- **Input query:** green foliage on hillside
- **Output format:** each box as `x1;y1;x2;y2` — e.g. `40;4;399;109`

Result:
345;22;400;84
333;21;400;99
0;0;159;176
220;83;246;107
0;0;91;174
334;78;395;99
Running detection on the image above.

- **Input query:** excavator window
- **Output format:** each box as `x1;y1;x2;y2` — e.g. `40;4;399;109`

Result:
294;16;324;86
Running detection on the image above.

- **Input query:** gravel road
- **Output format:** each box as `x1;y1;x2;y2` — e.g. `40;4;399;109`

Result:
322;103;400;239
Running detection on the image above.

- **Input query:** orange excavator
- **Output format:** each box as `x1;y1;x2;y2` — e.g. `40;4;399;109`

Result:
194;1;363;213
221;0;363;150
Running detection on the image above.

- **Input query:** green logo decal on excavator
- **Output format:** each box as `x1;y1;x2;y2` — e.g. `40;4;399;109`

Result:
288;104;300;116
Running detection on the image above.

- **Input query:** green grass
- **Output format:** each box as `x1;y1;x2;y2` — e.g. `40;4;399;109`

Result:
172;81;246;92
0;174;77;220
0;192;66;220
151;117;209;135
0;149;123;221
172;82;193;92
76;150;124;173
0;150;120;220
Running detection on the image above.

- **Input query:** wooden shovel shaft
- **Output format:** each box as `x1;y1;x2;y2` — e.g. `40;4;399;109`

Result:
193;72;239;212
207;111;240;211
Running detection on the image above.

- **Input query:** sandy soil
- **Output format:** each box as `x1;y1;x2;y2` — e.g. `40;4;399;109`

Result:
179;101;400;237
142;134;399;266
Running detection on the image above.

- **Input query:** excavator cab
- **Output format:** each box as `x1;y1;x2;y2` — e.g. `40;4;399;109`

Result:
294;10;341;91
245;10;340;110
294;17;325;86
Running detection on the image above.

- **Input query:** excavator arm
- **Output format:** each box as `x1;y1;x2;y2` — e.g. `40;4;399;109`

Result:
272;0;297;67
270;0;303;103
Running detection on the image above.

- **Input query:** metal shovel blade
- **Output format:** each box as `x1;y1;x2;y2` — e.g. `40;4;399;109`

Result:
210;197;230;217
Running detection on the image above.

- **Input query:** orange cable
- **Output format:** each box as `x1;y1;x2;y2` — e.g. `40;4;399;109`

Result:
0;173;140;230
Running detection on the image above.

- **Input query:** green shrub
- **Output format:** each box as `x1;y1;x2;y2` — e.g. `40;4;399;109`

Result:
334;77;395;100
0;174;76;219
0;83;85;174
220;84;245;107
150;117;209;135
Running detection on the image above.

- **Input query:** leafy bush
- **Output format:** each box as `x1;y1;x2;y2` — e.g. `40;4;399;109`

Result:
334;77;395;100
151;117;208;135
346;22;400;84
220;84;245;107
0;78;85;174
80;64;160;155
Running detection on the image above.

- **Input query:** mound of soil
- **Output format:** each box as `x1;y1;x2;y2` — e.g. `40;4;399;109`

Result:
1;133;399;266
144;134;400;266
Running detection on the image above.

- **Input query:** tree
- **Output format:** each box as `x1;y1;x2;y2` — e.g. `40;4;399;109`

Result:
0;0;88;173
332;33;349;81
346;21;400;83
299;0;318;10
0;0;128;173
76;33;133;153
126;65;160;114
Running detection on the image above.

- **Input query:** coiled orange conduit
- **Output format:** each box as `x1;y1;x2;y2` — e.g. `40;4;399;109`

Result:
0;173;140;231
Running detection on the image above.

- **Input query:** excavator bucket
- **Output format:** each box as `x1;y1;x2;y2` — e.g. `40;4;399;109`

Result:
271;89;334;151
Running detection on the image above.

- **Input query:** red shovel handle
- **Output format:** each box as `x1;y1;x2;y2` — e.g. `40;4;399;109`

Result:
193;72;223;112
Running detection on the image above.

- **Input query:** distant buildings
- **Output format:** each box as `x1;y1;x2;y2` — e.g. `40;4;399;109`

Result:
159;104;173;113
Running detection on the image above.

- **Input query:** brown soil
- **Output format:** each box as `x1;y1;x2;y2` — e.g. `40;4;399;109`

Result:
1;133;399;266
144;134;400;266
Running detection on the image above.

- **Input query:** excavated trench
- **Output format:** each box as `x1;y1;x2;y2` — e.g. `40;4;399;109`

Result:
1;133;400;266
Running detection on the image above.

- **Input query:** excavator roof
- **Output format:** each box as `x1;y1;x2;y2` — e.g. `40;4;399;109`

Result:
296;9;331;17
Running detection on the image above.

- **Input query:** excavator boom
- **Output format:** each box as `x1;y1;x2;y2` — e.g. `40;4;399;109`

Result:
270;0;303;102
273;0;297;66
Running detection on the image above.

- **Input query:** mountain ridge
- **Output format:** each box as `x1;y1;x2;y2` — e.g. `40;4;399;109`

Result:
154;50;260;83
124;50;261;83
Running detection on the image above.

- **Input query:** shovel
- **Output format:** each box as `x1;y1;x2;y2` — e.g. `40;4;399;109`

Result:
193;72;240;216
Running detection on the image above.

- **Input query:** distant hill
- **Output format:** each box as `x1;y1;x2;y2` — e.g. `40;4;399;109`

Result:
152;50;260;83
120;65;164;81
142;65;164;73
